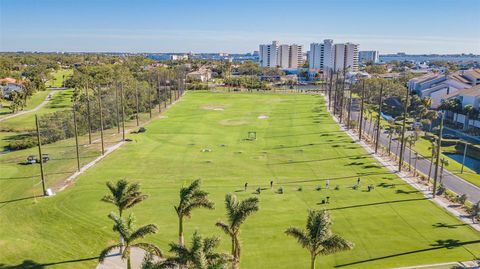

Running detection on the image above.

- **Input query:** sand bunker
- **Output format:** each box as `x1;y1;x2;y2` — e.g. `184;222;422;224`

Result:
258;115;268;119
219;119;248;126
202;105;225;111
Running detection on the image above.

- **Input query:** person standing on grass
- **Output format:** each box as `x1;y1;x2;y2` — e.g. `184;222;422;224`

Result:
244;182;248;191
326;179;329;189
270;180;273;189
357;177;361;185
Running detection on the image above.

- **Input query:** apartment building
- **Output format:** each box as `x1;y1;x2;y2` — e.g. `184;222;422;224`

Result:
259;41;303;68
308;40;358;72
359;50;380;63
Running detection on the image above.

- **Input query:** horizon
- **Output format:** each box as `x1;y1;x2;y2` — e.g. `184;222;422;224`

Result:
1;0;479;54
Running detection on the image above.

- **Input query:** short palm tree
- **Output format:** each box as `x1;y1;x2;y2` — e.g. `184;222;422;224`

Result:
102;179;148;217
471;201;480;223
149;231;232;269
215;194;259;269
175;179;214;245
99;213;162;269
285;210;353;269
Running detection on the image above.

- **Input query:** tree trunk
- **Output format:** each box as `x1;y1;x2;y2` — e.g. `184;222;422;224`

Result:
127;256;132;269
178;217;184;245
310;254;316;269
388;134;392;156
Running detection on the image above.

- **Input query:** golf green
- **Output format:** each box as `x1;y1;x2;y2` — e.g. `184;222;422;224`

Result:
0;91;479;269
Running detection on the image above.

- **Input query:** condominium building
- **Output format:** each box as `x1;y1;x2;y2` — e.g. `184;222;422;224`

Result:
259;41;279;68
259;41;303;68
359;50;380;63
308;39;334;70
308;40;358;72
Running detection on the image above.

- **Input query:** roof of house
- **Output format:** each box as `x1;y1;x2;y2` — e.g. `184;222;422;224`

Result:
409;73;438;83
0;77;25;85
445;84;480;99
462;69;480;79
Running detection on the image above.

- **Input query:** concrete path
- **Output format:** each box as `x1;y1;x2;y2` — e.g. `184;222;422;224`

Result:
96;248;151;269
346;100;480;204
0;91;55;122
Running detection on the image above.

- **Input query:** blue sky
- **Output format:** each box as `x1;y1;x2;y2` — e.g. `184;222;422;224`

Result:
1;0;479;54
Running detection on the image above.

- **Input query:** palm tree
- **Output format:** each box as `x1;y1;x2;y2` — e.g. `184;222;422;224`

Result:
175;179;215;245
99;213;162;269
427;140;438;182
149;231;232;269
439;158;449;183
102;179;148;217
463;105;475;130
471;201;480;223
285;210;353;269
215;194;259;269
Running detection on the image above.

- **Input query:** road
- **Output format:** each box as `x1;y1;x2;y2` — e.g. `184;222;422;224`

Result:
343;99;479;204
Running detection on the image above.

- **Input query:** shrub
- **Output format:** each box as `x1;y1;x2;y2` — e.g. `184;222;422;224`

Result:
436;184;446;195
7;137;37;150
456;194;468;205
278;187;284;194
334;185;340;190
315;186;321;191
297;186;302;191
256;187;261;194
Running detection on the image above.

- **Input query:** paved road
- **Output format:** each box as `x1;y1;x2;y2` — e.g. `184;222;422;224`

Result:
339;98;479;204
0;91;55;122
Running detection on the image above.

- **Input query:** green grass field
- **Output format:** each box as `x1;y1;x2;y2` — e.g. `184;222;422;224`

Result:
0;91;479;269
0;90;51;119
45;69;73;88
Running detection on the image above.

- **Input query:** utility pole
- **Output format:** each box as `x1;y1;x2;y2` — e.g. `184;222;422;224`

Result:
73;108;81;171
98;87;105;155
85;83;92;144
432;112;444;198
333;72;339;115
35;114;47;196
347;90;353;129
115;83;120;133
135;83;140;126
359;80;365;141
339;69;346;123
164;72;167;109
121;82;125;141
328;71;333;112
148;80;152;119
398;87;409;172
375;84;383;153
157;72;162;113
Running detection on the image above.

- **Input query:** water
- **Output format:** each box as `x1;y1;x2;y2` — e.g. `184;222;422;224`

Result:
445;153;480;174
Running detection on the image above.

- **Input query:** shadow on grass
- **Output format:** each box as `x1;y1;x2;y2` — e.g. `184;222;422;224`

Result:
335;239;480;267
0;256;98;269
432;222;468;229
264;131;344;138
281;172;394;184
0;195;39;204
327;197;427;210
271;154;372;165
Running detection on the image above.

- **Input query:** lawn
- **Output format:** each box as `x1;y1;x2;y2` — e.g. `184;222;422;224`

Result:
0;89;74;132
0;91;479;269
45;69;73;88
0;90;51;119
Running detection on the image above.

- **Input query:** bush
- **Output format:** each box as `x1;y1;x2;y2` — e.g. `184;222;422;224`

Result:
334;185;340;190
455;194;468;205
436;184;446;195
315;186;321;191
278;187;284;194
256;187;261;194
297;186;303;191
7;137;37;150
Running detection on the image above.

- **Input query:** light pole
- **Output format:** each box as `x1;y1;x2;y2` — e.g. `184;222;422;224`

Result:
398;87;409;172
432;112;444;198
461;141;468;174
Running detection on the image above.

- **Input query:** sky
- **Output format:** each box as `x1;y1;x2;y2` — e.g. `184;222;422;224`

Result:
1;0;479;54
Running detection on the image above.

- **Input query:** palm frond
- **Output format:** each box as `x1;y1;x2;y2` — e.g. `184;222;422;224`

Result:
130;224;158;241
132;242;163;258
318;234;354;256
98;244;121;262
285;227;310;249
215;221;232;235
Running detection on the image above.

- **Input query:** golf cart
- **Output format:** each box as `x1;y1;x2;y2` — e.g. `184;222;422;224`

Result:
26;155;37;164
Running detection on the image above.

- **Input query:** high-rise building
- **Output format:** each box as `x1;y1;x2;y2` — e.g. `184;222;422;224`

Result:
308;39;334;71
289;44;303;69
259;41;279;68
359;51;380;63
344;43;359;71
259;41;304;69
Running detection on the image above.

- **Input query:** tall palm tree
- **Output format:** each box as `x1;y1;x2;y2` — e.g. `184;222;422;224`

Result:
99;213;162;269
149;231;232;269
427;140;438;181
175;179;215;245
215;194;259;269
285;210;353;269
102;179;148;217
